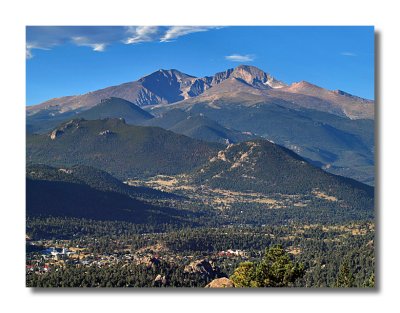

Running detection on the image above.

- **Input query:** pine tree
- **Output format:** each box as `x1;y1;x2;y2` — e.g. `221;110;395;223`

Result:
230;245;305;287
336;261;354;287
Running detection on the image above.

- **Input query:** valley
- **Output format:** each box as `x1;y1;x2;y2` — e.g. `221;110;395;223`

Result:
127;174;338;211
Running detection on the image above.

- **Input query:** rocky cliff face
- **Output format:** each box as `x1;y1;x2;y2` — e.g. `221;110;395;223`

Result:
229;65;287;89
138;69;197;103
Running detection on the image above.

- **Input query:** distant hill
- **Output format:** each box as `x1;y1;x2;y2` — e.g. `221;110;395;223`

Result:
27;98;254;145
26;164;180;200
74;97;154;124
26;109;80;134
26;118;222;179
27;97;155;134
144;109;256;144
192;139;374;210
26;164;191;225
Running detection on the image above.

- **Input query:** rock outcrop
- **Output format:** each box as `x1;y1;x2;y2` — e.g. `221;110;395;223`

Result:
184;259;217;276
50;129;63;140
205;277;235;288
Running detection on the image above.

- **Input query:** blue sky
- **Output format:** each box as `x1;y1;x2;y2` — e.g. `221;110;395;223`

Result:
26;26;374;105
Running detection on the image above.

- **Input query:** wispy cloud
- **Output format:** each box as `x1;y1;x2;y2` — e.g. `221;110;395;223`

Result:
26;44;36;59
26;26;126;58
26;26;220;58
340;52;357;57
160;26;216;42
124;26;161;44
71;36;107;51
225;54;255;62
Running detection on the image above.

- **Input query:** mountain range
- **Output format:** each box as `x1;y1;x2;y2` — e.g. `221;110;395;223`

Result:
26;65;374;184
27;65;373;119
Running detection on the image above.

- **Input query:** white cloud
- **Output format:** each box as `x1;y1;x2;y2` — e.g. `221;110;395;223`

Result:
26;42;51;59
225;54;255;62
124;26;161;44
92;44;106;52
26;44;34;59
26;26;221;59
26;49;33;59
160;26;215;42
340;52;357;57
26;26;126;58
71;36;107;52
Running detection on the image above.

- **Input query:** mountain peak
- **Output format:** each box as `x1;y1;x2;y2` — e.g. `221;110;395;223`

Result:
285;81;323;92
141;69;196;81
232;65;268;81
234;64;264;73
292;80;320;88
159;68;193;76
231;65;287;89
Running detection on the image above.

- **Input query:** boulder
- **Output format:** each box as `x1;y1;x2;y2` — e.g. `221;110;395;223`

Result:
205;277;235;288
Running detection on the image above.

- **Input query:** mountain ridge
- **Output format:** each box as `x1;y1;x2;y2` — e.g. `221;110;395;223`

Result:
27;65;373;120
26;118;222;179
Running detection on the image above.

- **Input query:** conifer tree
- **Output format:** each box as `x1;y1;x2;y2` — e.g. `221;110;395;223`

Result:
336;260;354;287
230;245;305;287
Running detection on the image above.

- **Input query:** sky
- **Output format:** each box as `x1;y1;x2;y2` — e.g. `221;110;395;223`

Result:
26;26;374;105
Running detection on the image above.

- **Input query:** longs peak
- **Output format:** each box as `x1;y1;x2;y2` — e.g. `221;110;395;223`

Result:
26;65;372;120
